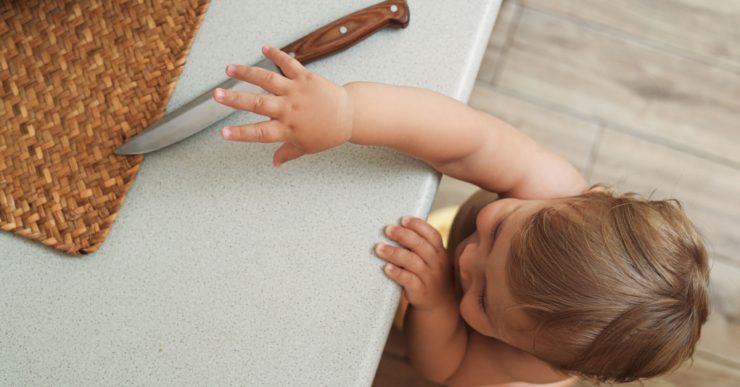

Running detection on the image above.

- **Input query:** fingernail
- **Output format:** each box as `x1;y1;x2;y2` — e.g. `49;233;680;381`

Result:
385;263;396;273
226;64;235;75
214;88;225;100
401;216;411;226
385;225;396;236
375;243;386;254
222;126;231;138
262;45;271;53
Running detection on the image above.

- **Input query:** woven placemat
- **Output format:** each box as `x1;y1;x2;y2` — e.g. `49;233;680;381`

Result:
0;0;210;255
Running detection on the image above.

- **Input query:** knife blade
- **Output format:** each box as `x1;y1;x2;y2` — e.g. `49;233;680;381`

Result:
115;0;410;155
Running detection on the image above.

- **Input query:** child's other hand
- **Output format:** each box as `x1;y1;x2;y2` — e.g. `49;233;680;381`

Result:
376;217;456;311
213;46;354;167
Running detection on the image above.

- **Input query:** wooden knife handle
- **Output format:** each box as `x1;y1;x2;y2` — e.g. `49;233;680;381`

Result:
280;0;410;65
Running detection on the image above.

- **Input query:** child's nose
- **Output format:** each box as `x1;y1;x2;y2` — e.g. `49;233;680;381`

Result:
460;264;471;281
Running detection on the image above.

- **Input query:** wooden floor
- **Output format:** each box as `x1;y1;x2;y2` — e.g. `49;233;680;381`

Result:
372;0;740;385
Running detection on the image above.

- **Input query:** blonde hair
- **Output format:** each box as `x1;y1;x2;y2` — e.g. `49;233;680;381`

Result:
507;187;710;383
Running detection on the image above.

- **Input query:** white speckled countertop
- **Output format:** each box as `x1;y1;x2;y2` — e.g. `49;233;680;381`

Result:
0;1;499;385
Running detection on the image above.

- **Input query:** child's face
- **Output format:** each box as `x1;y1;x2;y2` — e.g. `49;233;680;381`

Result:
452;197;555;351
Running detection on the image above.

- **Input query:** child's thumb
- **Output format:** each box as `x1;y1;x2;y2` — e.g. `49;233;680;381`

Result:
273;143;304;167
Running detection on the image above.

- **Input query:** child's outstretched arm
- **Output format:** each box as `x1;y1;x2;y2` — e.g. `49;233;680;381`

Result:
346;82;588;198
214;46;587;199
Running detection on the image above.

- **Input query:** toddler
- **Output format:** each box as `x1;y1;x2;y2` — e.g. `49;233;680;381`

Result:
213;46;710;386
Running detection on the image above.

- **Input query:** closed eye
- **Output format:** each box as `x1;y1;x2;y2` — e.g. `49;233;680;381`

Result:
478;282;487;312
488;218;504;255
488;206;518;255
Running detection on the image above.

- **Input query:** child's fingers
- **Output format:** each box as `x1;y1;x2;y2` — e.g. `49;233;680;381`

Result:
383;262;423;293
385;225;437;266
262;46;305;79
225;64;290;95
375;244;427;276
401;217;445;254
222;120;286;143
213;88;285;118
273;142;305;167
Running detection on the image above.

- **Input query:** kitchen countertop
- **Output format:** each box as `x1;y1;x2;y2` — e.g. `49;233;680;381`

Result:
0;1;499;385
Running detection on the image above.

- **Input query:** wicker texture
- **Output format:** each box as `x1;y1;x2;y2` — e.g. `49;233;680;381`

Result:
0;0;210;255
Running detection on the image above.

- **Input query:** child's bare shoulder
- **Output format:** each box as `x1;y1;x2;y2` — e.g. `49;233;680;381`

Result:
446;330;571;386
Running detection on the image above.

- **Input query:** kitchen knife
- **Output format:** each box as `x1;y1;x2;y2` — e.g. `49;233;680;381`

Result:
114;0;410;155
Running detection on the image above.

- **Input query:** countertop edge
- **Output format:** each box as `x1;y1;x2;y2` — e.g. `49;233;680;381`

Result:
356;1;502;385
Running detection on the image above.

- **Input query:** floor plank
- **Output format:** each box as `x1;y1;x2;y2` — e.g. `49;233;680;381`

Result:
521;0;740;73
491;7;740;166
698;258;740;368
574;355;740;387
476;0;521;84
589;129;740;266
468;83;599;175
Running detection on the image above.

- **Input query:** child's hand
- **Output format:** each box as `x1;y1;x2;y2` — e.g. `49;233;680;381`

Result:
213;46;354;167
376;216;456;311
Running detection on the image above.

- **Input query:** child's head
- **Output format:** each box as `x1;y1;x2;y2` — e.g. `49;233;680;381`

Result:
504;187;710;383
453;187;709;384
